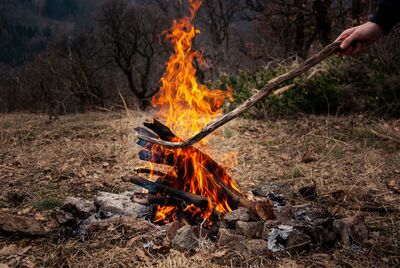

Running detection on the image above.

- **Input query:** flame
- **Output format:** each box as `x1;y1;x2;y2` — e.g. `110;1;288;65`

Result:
151;0;238;224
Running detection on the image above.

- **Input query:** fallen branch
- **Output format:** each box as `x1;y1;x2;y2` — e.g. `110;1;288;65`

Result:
137;41;342;148
132;192;168;206
359;205;399;214
273;84;295;97
367;127;400;144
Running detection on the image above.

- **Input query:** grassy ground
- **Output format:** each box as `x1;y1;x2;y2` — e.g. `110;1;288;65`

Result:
0;112;399;267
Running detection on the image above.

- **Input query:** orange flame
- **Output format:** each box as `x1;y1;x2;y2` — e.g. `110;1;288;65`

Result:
151;0;238;224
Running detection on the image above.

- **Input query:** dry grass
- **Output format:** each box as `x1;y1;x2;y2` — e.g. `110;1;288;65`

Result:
0;112;399;267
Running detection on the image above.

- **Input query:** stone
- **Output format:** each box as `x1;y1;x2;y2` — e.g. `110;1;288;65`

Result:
286;229;311;252
333;218;351;246
351;222;369;243
95;191;146;218
223;207;250;228
53;208;77;226
166;221;185;240
62;197;96;219
236;221;264;238
307;218;337;247
267;225;293;252
0;244;17;256
218;228;246;248
244;239;268;255
0;213;46;236
172;225;199;251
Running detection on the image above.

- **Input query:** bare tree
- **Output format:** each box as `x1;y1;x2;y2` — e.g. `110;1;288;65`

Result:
98;0;167;108
201;0;243;50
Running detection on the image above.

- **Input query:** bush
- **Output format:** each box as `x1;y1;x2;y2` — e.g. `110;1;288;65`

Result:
216;37;400;118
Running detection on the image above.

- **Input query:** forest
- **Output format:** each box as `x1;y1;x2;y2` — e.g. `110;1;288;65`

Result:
0;0;399;267
0;0;398;116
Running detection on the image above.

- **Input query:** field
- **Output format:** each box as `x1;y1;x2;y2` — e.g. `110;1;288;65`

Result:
0;112;399;267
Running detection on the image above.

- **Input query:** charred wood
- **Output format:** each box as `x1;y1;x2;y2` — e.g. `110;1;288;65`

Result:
125;175;209;209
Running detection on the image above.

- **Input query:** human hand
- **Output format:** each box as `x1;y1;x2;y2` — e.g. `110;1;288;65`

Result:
336;22;383;56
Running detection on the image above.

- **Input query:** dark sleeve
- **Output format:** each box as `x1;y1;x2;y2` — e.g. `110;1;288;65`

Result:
370;0;400;34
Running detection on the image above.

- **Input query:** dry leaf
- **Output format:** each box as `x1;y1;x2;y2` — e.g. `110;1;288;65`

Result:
0;244;17;257
212;249;228;258
20;207;32;214
61;162;69;171
0;264;10;268
21;259;35;268
18;246;31;255
280;153;290;161
34;214;46;221
135;248;150;261
278;259;304;268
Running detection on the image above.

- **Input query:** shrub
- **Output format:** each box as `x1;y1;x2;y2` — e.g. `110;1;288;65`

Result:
216;38;400;118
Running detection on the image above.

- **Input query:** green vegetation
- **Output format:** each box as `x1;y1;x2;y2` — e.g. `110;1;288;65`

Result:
217;50;400;118
33;197;63;210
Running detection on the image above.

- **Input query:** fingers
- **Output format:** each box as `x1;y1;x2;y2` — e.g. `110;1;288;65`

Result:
336;27;355;43
340;31;359;50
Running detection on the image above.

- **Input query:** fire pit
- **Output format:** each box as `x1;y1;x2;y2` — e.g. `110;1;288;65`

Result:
122;0;274;227
129;119;274;227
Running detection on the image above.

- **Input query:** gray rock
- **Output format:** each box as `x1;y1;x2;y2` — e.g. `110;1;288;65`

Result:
0;213;47;236
166;222;186;241
244;239;268;255
236;221;264;238
267;225;293;252
95;191;146;218
223;207;250;228
218;228;246;250
62;197;96;219
53;208;77;225
172;225;199;251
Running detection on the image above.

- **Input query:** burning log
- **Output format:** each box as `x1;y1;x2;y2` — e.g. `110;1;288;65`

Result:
139;119;241;196
137;41;343;148
125;175;209;209
134;120;275;221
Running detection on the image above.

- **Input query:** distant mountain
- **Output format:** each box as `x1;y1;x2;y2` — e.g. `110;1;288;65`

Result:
0;0;102;65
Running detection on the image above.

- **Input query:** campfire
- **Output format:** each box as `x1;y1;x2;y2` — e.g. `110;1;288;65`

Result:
127;0;273;226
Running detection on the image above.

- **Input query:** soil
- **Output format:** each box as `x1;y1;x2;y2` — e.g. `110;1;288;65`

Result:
0;112;399;267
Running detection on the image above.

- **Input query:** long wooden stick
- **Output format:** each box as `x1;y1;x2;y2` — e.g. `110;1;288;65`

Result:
137;41;342;148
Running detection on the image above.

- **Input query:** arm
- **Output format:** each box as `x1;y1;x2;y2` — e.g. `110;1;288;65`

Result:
370;0;400;34
337;0;400;56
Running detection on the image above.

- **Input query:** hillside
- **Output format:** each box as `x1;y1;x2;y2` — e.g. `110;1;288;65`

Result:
0;0;100;64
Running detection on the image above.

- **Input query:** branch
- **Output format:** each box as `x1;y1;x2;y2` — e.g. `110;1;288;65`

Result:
137;41;342;148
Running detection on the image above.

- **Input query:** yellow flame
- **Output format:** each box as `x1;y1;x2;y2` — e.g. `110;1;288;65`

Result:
151;0;238;223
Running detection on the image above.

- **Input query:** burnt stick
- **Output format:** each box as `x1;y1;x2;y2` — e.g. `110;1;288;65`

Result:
137;119;242;196
125;175;209;208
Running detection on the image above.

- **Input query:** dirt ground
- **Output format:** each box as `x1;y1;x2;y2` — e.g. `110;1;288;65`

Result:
0;112;399;267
